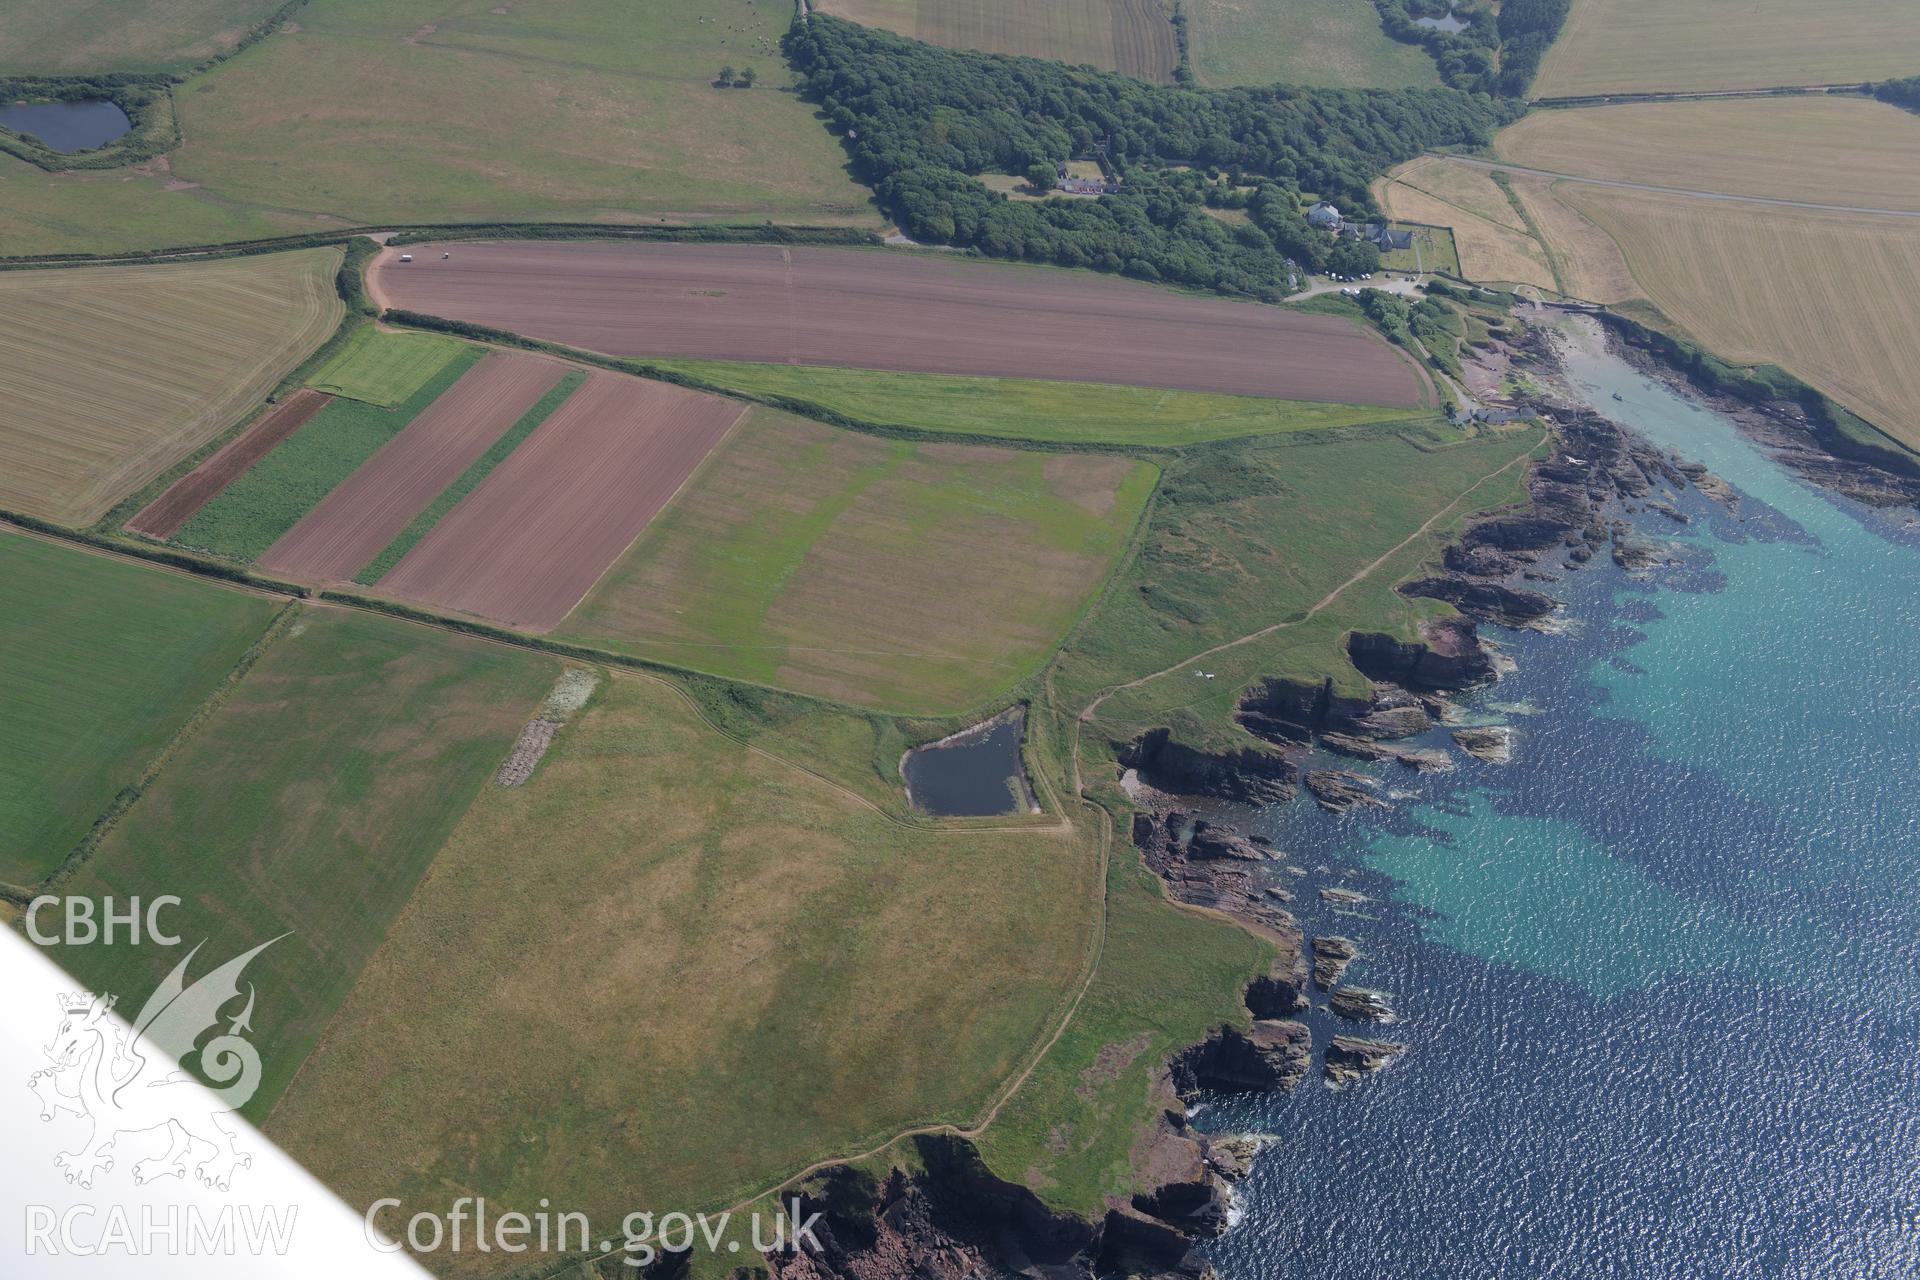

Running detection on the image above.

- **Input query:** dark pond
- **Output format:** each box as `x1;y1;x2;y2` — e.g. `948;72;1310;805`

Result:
0;99;132;152
1412;10;1469;31
902;713;1033;817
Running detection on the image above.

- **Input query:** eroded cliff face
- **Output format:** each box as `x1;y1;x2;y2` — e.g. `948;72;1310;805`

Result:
1347;615;1495;692
1594;310;1920;510
766;1142;1101;1280
1132;811;1301;948
1117;728;1297;805
1169;1020;1312;1095
762;1132;1261;1280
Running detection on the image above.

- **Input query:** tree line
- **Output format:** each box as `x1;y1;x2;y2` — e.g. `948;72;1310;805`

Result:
1368;0;1571;98
1873;77;1920;113
787;16;1517;299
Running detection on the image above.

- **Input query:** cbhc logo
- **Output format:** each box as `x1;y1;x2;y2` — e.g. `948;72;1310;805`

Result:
24;896;183;946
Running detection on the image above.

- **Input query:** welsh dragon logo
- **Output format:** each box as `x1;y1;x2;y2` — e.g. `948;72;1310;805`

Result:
27;937;284;1192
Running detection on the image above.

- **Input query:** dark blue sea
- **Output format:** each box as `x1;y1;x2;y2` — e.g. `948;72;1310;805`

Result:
1198;319;1920;1280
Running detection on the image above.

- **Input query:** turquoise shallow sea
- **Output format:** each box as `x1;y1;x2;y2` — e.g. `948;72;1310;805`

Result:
1200;320;1920;1279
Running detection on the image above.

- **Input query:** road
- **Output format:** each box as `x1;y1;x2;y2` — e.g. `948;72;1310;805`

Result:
1440;154;1920;219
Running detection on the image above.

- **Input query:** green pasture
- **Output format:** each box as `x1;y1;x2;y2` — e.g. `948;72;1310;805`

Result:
268;670;1094;1234
561;410;1158;713
43;606;558;1116
305;324;468;407
0;530;278;886
1188;0;1441;89
1054;422;1546;731
647;358;1422;446
0;0;287;74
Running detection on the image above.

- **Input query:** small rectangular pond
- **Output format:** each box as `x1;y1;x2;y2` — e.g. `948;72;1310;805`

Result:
0;99;132;152
901;710;1037;817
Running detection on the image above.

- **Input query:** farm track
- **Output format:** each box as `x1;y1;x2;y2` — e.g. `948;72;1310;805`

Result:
1531;83;1874;107
377;373;745;630
257;352;567;583
127;389;333;539
372;241;1426;407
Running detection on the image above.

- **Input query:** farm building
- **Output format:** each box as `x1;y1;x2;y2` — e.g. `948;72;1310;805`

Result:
1361;223;1416;251
1059;176;1123;196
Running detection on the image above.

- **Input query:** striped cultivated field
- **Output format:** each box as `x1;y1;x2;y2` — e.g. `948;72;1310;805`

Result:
1534;0;1920;96
373;242;1426;407
169;347;485;562
0;249;343;525
127;390;333;539
378;372;744;631
259;351;569;583
1496;99;1920;213
1567;186;1920;451
817;0;1176;80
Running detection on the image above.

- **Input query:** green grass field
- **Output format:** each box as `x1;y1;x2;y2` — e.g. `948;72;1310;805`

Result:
817;0;1178;81
356;369;586;585
974;842;1268;1208
162;0;874;229
0;152;332;260
305;324;469;407
8;0;878;255
560;409;1157;713
648;358;1422;445
173;345;483;561
1052;423;1544;728
0;0;287;73
267;670;1096;1237
1188;0;1440;89
0;530;279;887
42;606;559;1117
972;425;1545;1206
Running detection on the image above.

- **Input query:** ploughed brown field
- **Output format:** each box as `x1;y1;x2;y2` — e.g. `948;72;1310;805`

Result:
371;242;1424;407
257;352;568;583
127;389;333;539
377;372;743;630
